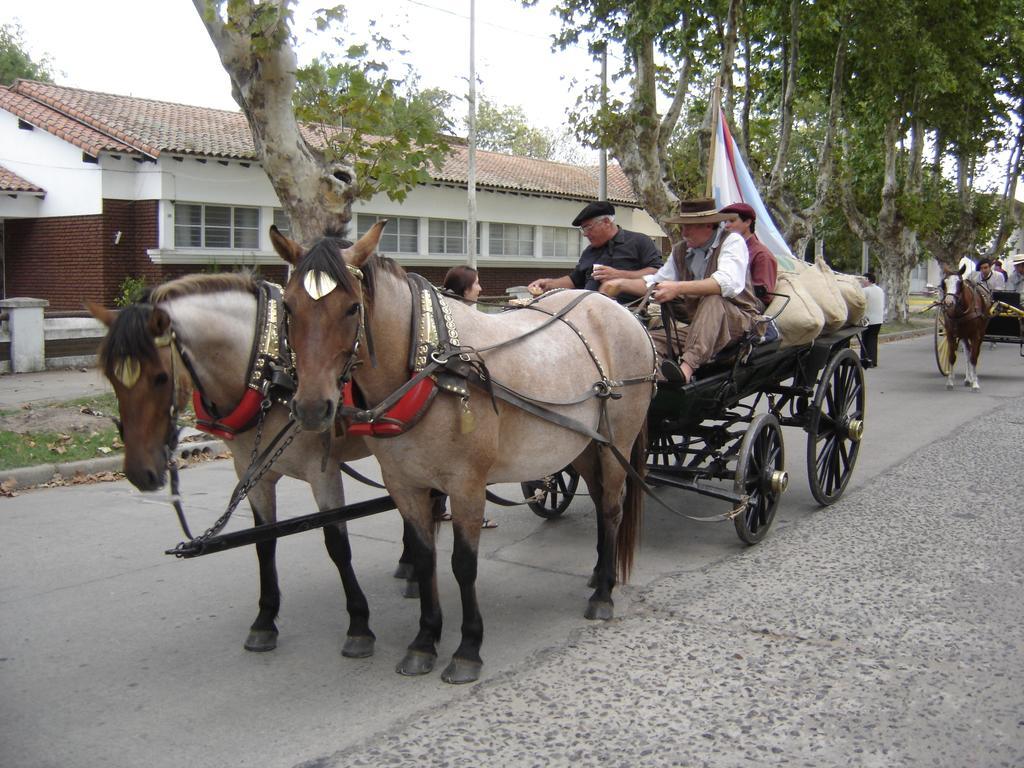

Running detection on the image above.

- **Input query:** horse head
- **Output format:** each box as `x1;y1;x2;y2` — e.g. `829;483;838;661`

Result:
940;267;967;317
271;221;387;433
88;301;192;491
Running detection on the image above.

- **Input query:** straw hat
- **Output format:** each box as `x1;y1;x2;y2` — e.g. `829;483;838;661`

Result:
664;198;739;225
1010;252;1024;266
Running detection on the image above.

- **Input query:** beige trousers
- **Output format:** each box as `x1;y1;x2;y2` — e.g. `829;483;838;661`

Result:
649;295;758;372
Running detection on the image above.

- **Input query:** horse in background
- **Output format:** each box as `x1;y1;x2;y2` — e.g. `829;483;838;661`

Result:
89;272;386;658
272;222;655;684
939;266;992;391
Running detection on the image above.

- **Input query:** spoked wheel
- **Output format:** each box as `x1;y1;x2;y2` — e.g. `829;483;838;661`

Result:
806;348;865;505
934;310;952;376
522;466;580;519
733;413;787;545
646;433;690;468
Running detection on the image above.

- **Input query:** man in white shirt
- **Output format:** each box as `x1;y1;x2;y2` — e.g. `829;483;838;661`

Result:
600;198;763;384
860;272;885;368
970;258;1006;292
1005;253;1024;295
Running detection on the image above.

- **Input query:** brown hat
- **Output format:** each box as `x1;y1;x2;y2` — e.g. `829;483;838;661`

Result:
718;202;756;221
664;198;738;225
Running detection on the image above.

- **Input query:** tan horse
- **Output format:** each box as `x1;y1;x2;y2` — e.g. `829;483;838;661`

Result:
272;223;656;684
89;273;381;658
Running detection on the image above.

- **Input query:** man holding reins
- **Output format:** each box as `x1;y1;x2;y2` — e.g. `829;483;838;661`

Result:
600;198;764;385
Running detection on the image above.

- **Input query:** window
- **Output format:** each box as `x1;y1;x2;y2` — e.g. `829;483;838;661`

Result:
489;223;535;257
174;203;260;249
273;209;292;236
542;226;583;259
428;219;466;255
357;214;418;254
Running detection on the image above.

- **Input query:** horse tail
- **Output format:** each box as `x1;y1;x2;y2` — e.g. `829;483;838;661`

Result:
616;417;647;584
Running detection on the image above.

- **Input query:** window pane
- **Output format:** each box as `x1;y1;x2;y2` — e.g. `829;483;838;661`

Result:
175;203;202;248
204;206;230;248
273;209;291;234
233;207;259;248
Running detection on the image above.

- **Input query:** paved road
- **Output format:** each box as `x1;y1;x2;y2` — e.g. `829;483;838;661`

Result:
2;334;1022;767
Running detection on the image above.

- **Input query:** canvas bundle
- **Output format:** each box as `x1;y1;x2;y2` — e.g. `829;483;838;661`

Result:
796;259;848;333
766;272;825;347
833;273;867;326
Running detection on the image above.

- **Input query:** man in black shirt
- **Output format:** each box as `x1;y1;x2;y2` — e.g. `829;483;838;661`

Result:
527;201;662;300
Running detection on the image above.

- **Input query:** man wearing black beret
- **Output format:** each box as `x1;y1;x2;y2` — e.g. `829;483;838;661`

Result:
527;201;662;301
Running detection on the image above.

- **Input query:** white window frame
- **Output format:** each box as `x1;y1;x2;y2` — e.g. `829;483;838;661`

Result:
357;214;419;254
173;202;260;250
428;218;467;256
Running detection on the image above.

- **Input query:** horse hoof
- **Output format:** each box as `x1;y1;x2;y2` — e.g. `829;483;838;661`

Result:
342;635;375;659
403;579;420;599
393;562;414;580
396;650;437;676
441;657;482;684
946;383;954;390
585;600;614;621
244;629;278;652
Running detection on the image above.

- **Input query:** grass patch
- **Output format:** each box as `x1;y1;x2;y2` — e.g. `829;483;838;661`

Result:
0;426;122;471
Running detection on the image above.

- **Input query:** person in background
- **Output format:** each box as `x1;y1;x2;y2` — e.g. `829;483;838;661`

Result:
440;265;495;528
992;258;1009;285
1006;254;1024;295
443;265;482;304
719;202;778;303
971;257;1006;291
860;272;885;369
527;201;662;302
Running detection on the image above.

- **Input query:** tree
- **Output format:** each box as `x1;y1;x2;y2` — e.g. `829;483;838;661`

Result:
472;98;555;158
1;22;56;86
193;1;450;242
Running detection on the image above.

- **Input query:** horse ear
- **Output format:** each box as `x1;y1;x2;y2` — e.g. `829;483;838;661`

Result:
148;307;171;338
86;301;118;327
270;224;304;266
344;220;386;267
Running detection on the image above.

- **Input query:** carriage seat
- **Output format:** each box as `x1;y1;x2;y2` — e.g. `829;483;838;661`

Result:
660;318;781;387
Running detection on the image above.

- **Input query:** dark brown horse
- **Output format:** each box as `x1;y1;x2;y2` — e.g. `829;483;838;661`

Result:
89;273;382;657
939;267;991;391
272;223;655;684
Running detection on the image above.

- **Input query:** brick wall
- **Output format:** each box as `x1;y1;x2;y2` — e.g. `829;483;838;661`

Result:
4;201;289;310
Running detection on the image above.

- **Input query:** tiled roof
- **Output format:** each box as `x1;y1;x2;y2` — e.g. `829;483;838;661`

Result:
0;162;44;194
0;85;137;157
434;144;635;204
3;80;640;204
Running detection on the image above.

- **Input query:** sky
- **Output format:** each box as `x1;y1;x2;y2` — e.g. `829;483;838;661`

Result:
6;0;598;146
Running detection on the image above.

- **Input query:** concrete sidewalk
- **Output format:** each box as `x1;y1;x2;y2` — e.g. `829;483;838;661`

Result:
0;366;224;488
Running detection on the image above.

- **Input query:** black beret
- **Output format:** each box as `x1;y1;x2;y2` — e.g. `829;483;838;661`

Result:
572;201;616;227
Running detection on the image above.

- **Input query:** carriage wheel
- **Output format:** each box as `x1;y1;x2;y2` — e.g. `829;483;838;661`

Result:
733;413;786;545
646;433;690;468
522;466;580;519
806;348;865;506
934;310;952;376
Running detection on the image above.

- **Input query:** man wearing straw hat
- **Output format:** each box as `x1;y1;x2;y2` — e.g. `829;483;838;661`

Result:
601;198;763;384
1006;253;1024;295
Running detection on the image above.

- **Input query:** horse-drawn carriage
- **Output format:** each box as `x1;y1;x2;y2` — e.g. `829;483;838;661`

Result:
523;325;864;544
933;280;1024;385
93;224;866;683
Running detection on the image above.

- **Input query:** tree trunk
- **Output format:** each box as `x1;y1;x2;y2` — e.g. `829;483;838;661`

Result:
192;0;356;243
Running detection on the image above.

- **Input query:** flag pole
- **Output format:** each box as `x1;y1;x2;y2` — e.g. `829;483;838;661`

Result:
705;79;721;199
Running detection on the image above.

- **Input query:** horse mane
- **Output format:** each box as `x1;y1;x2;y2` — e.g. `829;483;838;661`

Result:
151;271;260;304
294;236;406;303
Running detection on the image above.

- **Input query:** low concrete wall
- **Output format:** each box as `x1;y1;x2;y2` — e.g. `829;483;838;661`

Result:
0;312;105;373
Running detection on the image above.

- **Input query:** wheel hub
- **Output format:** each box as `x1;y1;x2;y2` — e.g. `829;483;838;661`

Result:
769;470;789;495
845;418;864;442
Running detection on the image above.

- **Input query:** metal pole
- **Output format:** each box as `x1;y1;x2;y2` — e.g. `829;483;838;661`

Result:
467;0;478;268
598;45;607;201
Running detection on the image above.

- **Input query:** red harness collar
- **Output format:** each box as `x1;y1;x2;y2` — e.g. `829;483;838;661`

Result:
193;388;265;441
341;377;437;437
